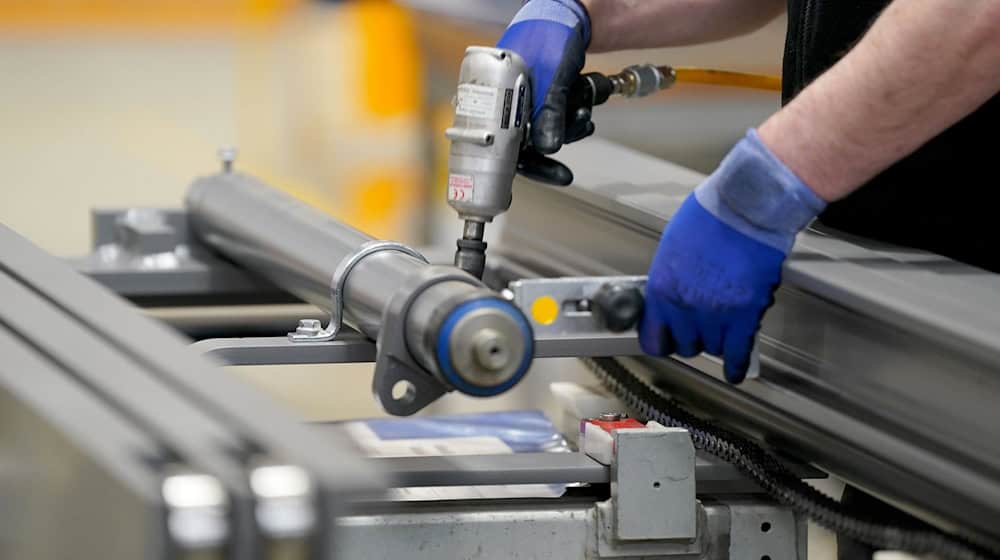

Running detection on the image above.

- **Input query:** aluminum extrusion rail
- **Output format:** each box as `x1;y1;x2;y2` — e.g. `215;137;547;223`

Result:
0;224;387;559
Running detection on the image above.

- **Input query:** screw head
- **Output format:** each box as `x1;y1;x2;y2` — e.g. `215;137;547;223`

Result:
599;412;624;422
217;145;238;173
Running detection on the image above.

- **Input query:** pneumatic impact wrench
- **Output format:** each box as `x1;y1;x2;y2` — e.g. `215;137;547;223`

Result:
445;46;677;279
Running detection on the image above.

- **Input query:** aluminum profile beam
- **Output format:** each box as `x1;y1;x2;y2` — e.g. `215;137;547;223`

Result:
0;330;170;560
0;224;386;558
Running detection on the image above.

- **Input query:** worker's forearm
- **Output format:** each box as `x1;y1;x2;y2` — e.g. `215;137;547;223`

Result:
580;0;785;53
758;0;1000;202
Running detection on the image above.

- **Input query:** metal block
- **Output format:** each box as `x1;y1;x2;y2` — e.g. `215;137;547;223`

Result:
114;208;179;255
613;425;697;541
339;504;595;559
73;208;292;304
727;502;802;560
595;500;724;558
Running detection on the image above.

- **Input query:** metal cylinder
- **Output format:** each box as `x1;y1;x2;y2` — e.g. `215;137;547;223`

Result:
185;173;533;396
185;172;416;338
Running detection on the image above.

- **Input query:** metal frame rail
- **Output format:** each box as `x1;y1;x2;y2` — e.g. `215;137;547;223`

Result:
0;224;383;559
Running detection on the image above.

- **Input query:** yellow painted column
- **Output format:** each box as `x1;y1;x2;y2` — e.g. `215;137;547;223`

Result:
236;0;427;242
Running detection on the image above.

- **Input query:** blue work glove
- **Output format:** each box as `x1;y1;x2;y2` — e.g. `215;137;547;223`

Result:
497;0;592;186
639;129;827;383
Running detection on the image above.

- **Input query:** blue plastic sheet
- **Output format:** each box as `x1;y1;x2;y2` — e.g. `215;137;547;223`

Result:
360;410;569;454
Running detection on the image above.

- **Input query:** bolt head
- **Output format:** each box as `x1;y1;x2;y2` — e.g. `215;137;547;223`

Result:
295;319;323;335
217;145;238;172
599;412;624;422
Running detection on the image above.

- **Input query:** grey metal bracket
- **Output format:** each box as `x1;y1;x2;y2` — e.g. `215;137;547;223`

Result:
371;266;485;416
508;275;759;376
288;241;428;343
596;501;709;558
507;275;647;358
592;425;702;557
507;276;648;328
613;424;696;540
70;208;292;304
192;330;376;366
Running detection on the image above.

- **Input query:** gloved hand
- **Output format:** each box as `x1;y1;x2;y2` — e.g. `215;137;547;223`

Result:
638;129;827;383
496;0;592;186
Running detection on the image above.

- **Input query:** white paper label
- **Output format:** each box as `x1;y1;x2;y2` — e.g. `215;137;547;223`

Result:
455;84;498;119
448;174;474;202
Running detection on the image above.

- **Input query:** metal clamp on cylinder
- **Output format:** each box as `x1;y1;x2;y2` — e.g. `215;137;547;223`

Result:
288;241;429;343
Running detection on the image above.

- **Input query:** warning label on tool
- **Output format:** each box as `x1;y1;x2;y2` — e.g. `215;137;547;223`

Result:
448;174;474;202
455;84;498;120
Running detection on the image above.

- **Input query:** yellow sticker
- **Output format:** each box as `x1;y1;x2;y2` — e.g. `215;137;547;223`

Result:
530;296;559;326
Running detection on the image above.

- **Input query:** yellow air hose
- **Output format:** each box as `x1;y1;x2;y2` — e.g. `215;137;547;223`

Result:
671;67;783;92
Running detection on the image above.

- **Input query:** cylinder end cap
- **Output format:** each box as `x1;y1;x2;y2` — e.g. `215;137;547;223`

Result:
435;298;534;396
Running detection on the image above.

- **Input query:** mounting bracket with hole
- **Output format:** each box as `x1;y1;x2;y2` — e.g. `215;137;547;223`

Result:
370;267;480;415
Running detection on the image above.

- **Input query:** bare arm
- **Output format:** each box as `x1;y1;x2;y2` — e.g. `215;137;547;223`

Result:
758;0;1000;202
580;0;786;52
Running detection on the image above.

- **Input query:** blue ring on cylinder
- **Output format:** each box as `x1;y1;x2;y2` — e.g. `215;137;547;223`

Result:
435;298;534;397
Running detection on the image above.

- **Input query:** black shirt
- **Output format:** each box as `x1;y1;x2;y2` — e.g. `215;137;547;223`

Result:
783;0;1000;272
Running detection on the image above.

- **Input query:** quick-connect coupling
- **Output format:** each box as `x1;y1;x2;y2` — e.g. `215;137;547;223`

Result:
607;64;676;98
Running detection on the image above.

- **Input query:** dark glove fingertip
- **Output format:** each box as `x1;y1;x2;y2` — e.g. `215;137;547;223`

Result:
531;120;564;155
723;361;749;384
517;152;574;186
674;341;704;359
638;313;675;357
